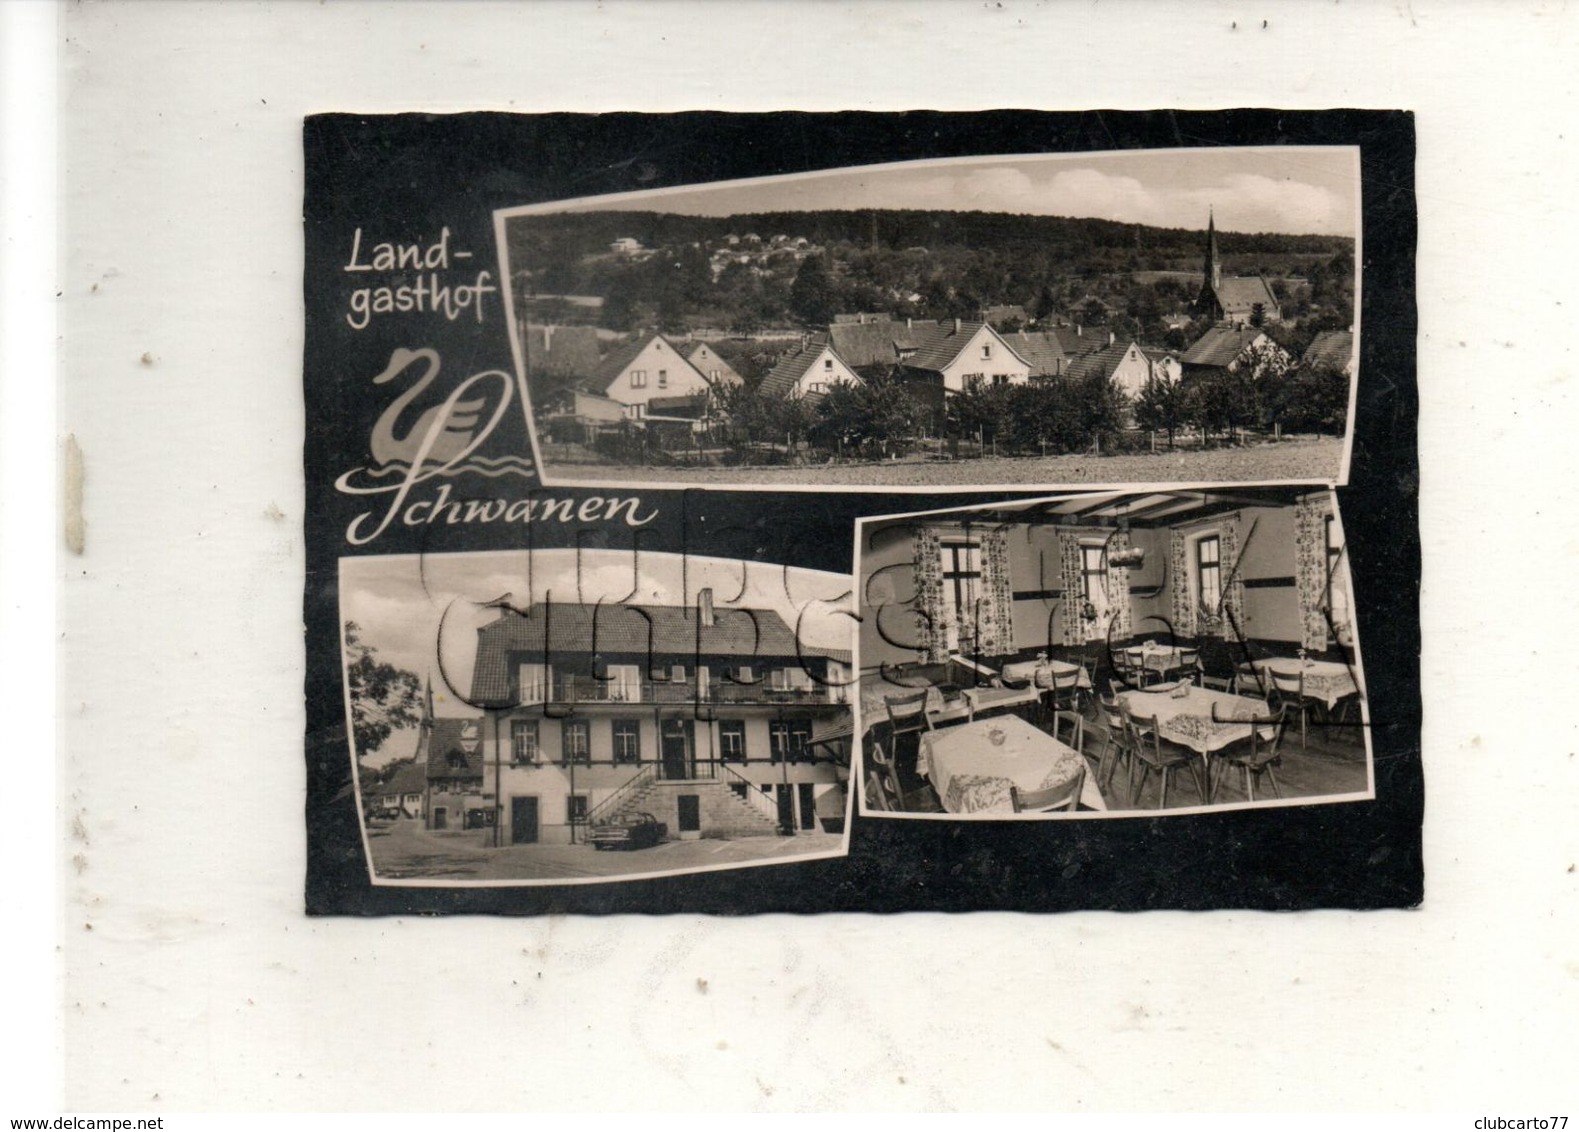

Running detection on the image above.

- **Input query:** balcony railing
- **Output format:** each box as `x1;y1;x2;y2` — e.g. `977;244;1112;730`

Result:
517;676;837;707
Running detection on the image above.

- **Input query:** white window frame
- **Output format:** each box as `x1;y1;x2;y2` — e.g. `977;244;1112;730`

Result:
510;719;540;765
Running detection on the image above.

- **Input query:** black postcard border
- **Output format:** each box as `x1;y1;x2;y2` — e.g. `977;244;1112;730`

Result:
303;110;1419;914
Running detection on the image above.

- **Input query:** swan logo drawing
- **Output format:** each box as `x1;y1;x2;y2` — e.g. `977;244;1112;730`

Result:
334;347;535;544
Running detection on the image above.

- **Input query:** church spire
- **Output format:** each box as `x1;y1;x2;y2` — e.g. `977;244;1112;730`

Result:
1204;208;1221;292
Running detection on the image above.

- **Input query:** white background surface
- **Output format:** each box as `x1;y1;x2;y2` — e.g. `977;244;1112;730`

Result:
6;0;1577;1113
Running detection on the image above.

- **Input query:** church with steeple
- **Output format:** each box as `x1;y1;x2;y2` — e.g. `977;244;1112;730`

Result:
1193;210;1282;328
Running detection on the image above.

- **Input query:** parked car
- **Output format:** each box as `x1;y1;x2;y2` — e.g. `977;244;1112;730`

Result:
589;812;668;850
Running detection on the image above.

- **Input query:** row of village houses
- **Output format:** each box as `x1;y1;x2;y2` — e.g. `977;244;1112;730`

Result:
531;314;1354;439
366;588;854;847
531;214;1353;437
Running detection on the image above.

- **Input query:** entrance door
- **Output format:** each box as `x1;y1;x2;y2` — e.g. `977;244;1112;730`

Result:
775;784;795;834
677;795;701;834
797;783;817;831
510;796;539;844
661;719;693;780
432;807;448;831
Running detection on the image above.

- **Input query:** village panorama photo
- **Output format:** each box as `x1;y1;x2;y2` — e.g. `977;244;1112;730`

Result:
340;548;855;885
496;147;1360;490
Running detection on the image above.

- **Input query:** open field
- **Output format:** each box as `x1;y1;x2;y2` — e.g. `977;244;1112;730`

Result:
543;436;1345;488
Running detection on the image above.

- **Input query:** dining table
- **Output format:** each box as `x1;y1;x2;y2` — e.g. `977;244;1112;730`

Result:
1124;642;1188;678
1250;658;1361;709
1118;683;1275;756
916;714;1107;814
1000;657;1094;689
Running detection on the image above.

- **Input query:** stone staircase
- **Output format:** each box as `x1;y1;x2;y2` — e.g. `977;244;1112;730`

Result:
604;778;782;839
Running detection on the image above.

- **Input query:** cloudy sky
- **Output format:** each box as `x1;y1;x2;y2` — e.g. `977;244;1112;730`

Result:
341;550;855;764
534;147;1358;237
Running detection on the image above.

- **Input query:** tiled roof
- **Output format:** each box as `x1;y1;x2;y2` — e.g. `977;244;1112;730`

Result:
470;602;844;703
1051;325;1107;357
1302;330;1354;370
423;718;485;782
380;760;428;797
759;336;842;398
826;320;913;369
681;342;743;385
1066;341;1137;383
904;320;1028;373
589;334;653;386
1212;276;1280;317
523;325;602;379
1181;325;1267;368
1005;330;1069;377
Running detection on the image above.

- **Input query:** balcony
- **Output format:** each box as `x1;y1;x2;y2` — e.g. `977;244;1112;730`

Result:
517;675;839;707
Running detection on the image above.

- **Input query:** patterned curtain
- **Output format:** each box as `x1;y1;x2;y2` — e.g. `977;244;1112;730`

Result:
1218;516;1246;640
1294;496;1332;651
977;527;1015;656
1058;531;1085;646
1169;530;1194;637
911;527;947;663
1105;530;1135;639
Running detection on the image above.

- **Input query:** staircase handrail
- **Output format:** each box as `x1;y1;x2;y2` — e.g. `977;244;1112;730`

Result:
716;761;785;827
584;764;656;827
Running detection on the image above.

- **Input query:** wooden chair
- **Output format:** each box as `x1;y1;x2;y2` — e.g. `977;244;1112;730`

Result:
865;738;909;810
1032;666;1079;723
1233;662;1268;700
1199;672;1234;693
1010;763;1085;812
1051;710;1084;757
1114;650;1148;690
883;689;932;756
1265;667;1315;753
1177;647;1202;686
1211;703;1287;802
863;770;893;812
1093;695;1137;806
1123;704;1207;810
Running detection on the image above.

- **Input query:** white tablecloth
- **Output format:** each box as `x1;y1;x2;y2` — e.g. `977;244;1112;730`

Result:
1000;658;1094;690
917;714;1106;813
1119;685;1273;755
1124;644;1186;675
1251;659;1361;709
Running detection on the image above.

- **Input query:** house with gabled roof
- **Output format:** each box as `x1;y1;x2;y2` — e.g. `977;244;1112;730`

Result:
422;714;491;831
1003;329;1073;379
468;589;853;846
827;317;919;372
900;319;1030;394
376;760;428;820
1180;324;1290;381
758;335;864;400
1194;211;1283;326
1301;329;1356;375
681;341;743;388
1049;323;1113;360
1065;339;1153;399
592;332;713;420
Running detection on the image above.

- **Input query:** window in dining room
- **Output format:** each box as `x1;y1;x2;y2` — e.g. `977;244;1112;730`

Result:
1196;533;1222;615
1079;542;1111;637
939;539;981;649
1325;513;1351;634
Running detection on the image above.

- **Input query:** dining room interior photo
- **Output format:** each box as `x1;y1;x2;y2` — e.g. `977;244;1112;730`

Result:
856;487;1370;817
